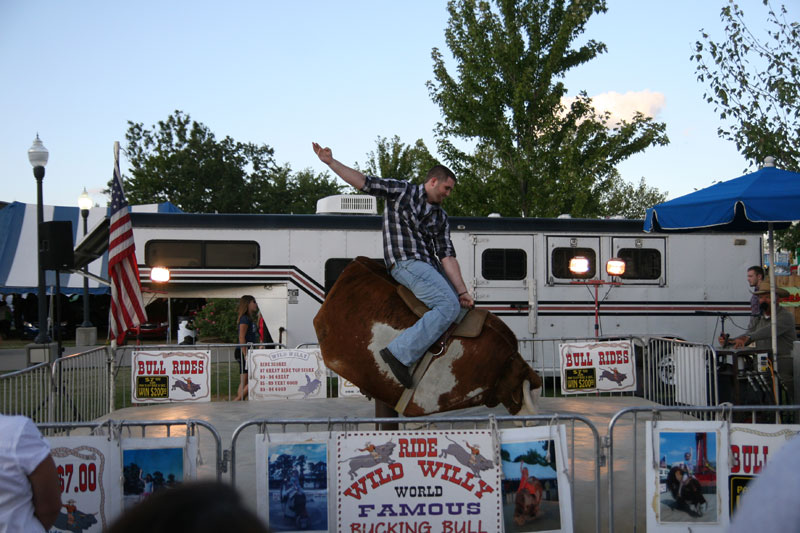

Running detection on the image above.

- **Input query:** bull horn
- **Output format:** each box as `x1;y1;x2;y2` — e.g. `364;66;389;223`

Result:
521;379;540;416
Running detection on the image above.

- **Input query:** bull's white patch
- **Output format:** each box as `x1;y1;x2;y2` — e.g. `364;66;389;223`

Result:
367;322;404;383
367;324;486;413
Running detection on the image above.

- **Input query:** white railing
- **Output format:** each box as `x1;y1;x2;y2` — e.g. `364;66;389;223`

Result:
642;337;718;416
0;346;112;423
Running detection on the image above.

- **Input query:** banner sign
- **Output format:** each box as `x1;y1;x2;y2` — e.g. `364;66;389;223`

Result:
338;375;365;398
249;348;326;401
131;350;211;403
728;424;800;516
559;339;636;394
335;430;502;533
48;436;122;533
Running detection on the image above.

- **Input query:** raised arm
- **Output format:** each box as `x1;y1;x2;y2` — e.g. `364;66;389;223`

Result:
312;142;366;190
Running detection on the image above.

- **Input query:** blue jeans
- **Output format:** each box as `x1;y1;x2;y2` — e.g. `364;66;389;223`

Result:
387;259;461;366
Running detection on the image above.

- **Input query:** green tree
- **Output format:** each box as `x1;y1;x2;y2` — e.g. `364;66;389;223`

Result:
123;110;341;213
600;176;668;219
427;0;669;218
357;135;439;184
693;0;799;171
693;1;800;251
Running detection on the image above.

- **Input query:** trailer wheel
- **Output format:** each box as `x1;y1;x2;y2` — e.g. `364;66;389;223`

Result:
658;355;676;385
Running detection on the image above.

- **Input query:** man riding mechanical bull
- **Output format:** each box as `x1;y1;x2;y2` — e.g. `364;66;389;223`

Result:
312;143;541;416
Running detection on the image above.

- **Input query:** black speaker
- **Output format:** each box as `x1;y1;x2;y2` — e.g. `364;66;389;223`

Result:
40;221;74;270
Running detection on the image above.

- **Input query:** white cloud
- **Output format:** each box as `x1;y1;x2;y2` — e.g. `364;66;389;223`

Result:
563;90;666;126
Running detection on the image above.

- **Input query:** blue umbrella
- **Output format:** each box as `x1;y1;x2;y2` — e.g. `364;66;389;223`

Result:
644;159;800;232
644;158;800;395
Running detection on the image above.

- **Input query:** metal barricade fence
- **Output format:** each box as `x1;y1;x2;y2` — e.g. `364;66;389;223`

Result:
51;347;113;424
229;414;604;533
0;361;53;422
643;337;719;414
605;404;800;533
518;335;648;398
37;419;225;481
112;342;285;408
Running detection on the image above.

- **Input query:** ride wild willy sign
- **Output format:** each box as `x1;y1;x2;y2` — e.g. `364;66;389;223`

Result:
336;430;501;533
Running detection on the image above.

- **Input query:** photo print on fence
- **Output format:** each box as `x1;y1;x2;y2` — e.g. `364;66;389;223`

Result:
256;432;330;533
121;437;198;511
498;425;574;532
335;430;502;533
646;421;730;531
47;435;123;533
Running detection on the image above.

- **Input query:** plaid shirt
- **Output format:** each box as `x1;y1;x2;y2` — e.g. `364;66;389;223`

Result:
362;176;456;268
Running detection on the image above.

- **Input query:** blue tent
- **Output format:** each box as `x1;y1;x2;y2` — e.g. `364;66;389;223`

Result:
644;158;800;383
0;200;181;294
644;162;800;232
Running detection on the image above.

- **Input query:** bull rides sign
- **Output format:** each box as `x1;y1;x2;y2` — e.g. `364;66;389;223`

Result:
131;350;211;403
559;339;636;394
336;430;501;533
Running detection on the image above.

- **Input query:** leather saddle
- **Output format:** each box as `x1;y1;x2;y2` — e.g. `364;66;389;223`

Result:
396;285;487;346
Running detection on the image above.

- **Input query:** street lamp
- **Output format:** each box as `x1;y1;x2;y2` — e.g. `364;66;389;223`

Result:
78;188;93;327
150;267;171;343
28;135;49;344
569;257;626;337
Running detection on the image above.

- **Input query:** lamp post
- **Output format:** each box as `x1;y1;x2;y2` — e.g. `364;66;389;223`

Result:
28;135;49;344
78;188;93;327
569;257;626;337
150;267;171;343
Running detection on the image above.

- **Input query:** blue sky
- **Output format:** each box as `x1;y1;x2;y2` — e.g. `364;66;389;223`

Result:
659;431;717;466
2;1;796;211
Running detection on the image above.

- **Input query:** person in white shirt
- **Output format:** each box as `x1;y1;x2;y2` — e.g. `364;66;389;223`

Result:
0;415;62;532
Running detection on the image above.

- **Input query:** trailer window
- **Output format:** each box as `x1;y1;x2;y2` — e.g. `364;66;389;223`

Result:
205;242;259;268
551;247;596;279
145;240;259;268
146;241;202;267
481;249;526;280
618;248;661;280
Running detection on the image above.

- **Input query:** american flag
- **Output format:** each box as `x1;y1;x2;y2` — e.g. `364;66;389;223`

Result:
108;142;146;343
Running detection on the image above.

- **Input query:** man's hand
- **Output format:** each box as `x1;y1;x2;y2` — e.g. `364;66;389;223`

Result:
458;292;474;309
311;142;366;189
312;142;333;165
733;336;749;349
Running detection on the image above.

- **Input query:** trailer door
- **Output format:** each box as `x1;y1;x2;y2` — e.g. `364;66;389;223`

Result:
471;235;535;333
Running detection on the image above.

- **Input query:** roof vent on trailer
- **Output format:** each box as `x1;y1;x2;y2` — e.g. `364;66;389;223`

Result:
316;194;377;215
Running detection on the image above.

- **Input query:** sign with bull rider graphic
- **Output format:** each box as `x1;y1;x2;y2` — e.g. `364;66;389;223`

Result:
131;350;211;403
249;348;326;401
47;435;123;533
335;430;502;533
558;339;636;394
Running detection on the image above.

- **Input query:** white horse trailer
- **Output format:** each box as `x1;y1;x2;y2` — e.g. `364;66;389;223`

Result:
123;198;761;375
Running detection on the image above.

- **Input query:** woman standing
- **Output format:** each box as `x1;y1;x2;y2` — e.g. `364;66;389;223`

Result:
234;295;259;401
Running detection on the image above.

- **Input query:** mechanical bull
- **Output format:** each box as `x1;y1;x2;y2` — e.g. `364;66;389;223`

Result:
313;257;542;416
